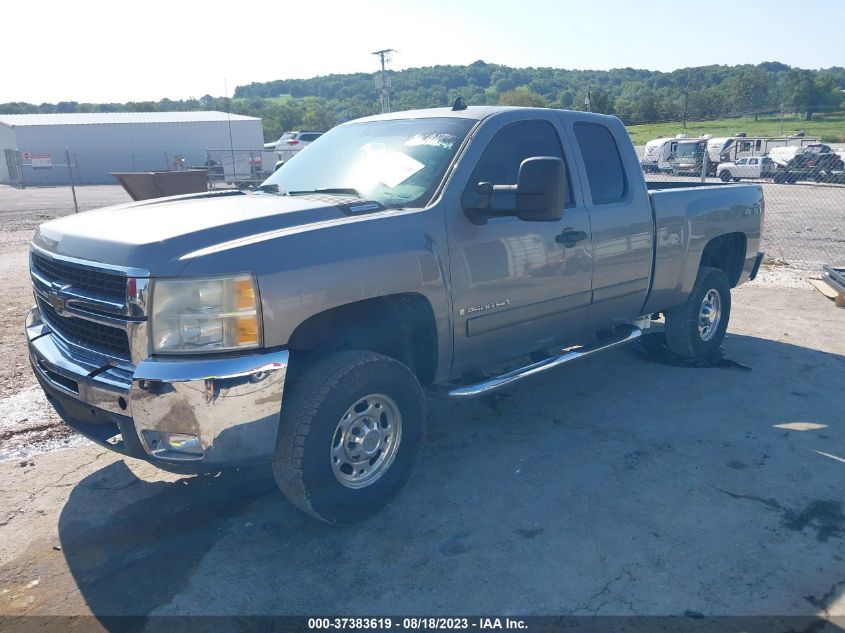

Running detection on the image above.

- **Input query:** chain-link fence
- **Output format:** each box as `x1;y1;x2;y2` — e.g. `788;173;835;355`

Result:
0;148;278;231
205;149;277;189
2;150;843;271
642;172;845;270
1;148;277;190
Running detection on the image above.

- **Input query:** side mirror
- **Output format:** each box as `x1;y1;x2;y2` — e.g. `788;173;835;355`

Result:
512;156;567;222
465;156;566;224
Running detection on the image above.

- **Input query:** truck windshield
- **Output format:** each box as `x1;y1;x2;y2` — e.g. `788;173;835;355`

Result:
262;117;475;209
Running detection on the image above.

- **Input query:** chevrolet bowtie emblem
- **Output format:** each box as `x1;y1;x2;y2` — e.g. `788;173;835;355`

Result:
46;285;70;315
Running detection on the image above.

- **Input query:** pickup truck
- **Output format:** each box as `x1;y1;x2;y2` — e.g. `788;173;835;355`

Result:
718;156;779;182
26;105;764;524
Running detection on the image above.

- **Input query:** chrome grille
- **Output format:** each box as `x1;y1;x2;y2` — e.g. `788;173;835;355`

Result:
37;297;132;361
31;251;127;303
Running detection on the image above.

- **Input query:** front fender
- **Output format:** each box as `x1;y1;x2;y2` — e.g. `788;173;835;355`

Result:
179;208;453;382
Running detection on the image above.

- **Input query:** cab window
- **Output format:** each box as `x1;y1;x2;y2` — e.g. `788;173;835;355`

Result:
574;122;627;204
467;120;573;207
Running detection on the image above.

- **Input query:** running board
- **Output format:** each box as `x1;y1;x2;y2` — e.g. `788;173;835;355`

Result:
447;325;642;398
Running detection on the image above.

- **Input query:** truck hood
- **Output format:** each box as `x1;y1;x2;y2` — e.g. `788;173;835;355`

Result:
32;191;372;276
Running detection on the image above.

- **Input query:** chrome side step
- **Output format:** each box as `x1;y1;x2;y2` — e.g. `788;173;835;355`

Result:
447;325;642;398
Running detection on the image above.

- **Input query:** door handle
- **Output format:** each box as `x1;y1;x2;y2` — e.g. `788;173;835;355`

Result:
555;229;587;248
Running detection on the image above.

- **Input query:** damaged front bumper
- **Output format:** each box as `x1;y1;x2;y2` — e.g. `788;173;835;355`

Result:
26;305;288;471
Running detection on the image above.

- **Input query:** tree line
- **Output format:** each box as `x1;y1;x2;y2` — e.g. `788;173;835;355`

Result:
2;61;843;141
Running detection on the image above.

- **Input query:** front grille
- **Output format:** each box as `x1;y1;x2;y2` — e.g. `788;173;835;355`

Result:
38;298;131;361
32;251;127;303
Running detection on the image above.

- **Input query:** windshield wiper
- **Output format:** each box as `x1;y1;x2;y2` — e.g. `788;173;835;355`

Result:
287;188;364;198
254;183;286;195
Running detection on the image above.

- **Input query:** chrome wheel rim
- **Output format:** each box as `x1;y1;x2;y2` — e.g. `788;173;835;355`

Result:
699;289;722;342
331;394;402;489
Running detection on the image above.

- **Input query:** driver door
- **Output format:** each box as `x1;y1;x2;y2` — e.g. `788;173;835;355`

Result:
446;117;593;376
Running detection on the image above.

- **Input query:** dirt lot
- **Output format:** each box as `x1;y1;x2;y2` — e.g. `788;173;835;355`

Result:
0;184;844;622
0;186;132;458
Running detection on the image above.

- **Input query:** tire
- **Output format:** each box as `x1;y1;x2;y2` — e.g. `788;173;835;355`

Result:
664;266;731;359
719;170;731;182
272;350;426;524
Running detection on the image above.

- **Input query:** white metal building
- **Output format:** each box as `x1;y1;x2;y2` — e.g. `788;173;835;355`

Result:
0;111;263;185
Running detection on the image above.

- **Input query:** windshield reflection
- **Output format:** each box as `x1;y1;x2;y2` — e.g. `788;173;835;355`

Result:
263;118;475;209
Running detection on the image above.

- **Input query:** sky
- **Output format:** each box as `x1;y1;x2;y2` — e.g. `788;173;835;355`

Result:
3;0;843;104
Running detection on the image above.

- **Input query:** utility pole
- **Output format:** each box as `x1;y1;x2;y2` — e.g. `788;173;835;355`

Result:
372;49;396;113
780;102;785;135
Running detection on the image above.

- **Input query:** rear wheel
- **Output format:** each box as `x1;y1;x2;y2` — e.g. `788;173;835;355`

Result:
272;351;426;524
664;267;731;359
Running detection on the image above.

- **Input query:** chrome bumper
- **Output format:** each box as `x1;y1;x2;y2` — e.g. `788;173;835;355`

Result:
27;306;289;469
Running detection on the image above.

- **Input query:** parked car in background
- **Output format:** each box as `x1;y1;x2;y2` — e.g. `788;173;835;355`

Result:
273;131;324;169
717;156;779;182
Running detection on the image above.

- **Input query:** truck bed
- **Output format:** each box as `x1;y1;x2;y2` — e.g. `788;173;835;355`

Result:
642;182;764;315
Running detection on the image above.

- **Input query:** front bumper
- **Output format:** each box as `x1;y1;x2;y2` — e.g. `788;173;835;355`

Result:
26;306;289;470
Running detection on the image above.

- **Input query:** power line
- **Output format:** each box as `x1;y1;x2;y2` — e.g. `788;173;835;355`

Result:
372;49;396;113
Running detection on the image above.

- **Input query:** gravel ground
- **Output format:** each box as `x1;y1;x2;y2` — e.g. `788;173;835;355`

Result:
0;185;131;459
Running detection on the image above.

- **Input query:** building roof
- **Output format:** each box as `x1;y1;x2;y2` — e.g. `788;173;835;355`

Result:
0;111;260;127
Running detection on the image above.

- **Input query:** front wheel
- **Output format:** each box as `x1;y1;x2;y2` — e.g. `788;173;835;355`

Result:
664;266;731;359
719;170;732;182
272;351;426;524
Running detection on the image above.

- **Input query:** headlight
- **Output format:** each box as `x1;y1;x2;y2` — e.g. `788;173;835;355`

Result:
150;275;262;354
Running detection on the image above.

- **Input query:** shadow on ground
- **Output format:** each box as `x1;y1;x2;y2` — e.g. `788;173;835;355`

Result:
56;333;845;623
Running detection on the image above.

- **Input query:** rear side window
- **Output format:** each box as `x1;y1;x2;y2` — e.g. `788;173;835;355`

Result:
574;122;627;204
468;120;573;206
300;133;322;142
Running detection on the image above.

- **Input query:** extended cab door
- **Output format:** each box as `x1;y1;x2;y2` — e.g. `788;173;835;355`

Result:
564;117;654;329
446;114;593;376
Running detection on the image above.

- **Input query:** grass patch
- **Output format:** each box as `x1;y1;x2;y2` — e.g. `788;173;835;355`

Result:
626;114;845;145
233;95;294;106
